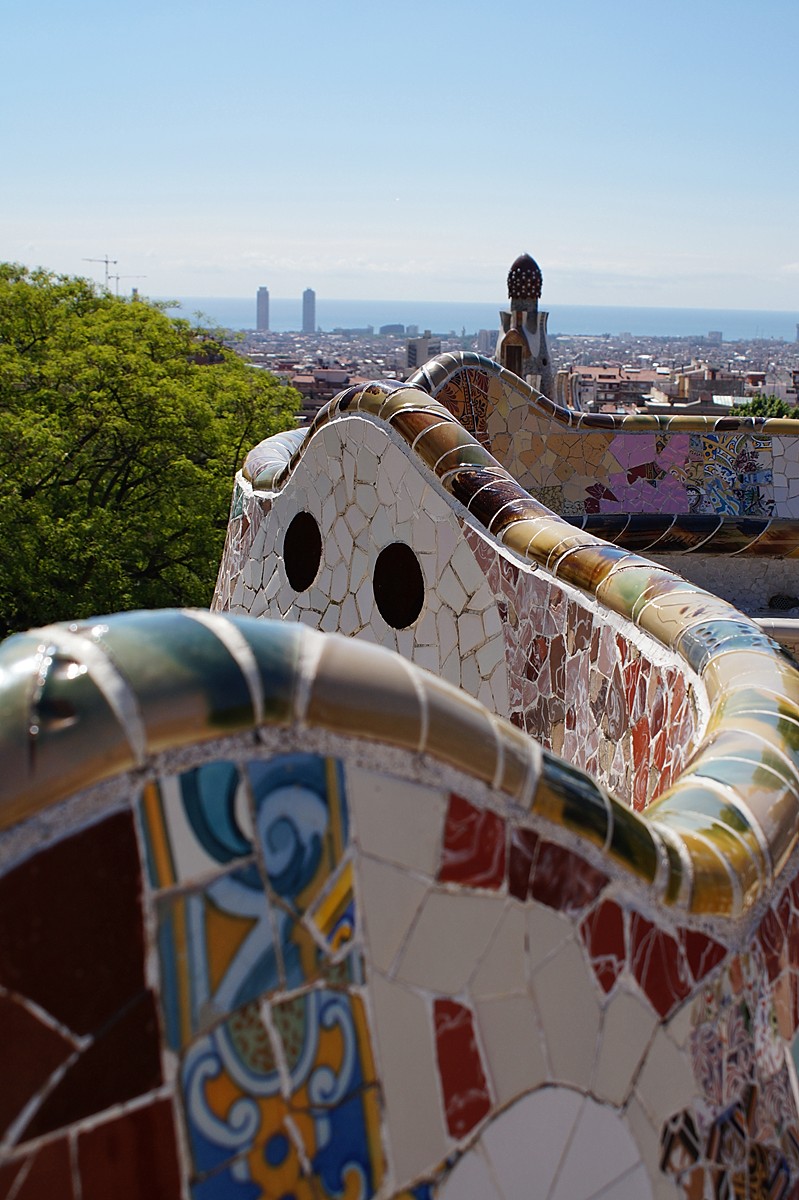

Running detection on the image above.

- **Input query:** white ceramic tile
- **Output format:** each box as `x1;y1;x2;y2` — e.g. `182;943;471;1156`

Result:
370;505;393;548
459;611;485;654
414;645;442;674
356;482;379;518
475;995;547;1107
438;1148;502;1200
437;608;458;661
634;1029;696;1128
624;1097;679;1200
396;892;504;993
334;515;353;560
592;988;657;1105
476;636;506;678
412;511;438;554
592;1163;655;1199
355;578;374;625
346;765;446;876
461;655;480;696
532;941;601;1089
358;447;379;485
356;856;429;974
526;904;574;975
338;594;360;636
439;566;468;612
548;1098;644;1200
452;539;481;593
471;906;527;998
482;1086;583;1199
346;503;368;536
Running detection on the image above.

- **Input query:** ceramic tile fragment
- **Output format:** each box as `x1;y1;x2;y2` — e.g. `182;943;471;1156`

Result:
434;998;492;1138
548;1099;648;1200
396;891;503;993
474;995;547;1105
482;1086;584;1198
436;1147;501;1200
635;1028;697;1128
369;973;448;1185
470;904;527;998
592;987;658;1104
356;856;428;974
347;765;446;876
531;940;601;1088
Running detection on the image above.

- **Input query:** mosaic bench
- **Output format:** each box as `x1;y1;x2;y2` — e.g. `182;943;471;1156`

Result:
5;369;799;1198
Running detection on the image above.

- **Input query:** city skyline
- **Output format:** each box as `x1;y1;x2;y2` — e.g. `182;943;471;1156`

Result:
3;0;798;310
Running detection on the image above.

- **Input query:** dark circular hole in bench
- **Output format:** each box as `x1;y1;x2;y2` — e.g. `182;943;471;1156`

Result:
283;511;323;592
373;542;425;629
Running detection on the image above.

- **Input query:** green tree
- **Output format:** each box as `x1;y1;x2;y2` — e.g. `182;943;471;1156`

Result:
730;393;797;418
0;264;298;638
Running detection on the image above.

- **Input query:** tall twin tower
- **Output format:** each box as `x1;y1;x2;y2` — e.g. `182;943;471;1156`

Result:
256;286;316;333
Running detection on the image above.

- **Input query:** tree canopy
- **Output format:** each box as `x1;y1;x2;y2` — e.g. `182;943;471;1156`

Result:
729;393;797;419
0;264;299;638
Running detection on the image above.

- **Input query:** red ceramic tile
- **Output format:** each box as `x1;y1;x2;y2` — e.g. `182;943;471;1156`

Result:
624;660;642;717
580;899;626;993
78;1098;182;1200
0;993;74;1138
777;886;794;939
438;794;506;891
548;636;566;697
0;1158;26;1197
23;990;162;1141
508;827;539;900
756;909;785;984
529;840;608;915
630;913;692;1019
681;929;727;984
434;999;491;1139
0;811;145;1036
0;1139;76;1200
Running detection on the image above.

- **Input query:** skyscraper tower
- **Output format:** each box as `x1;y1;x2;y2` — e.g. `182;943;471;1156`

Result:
302;288;316;334
256;286;270;332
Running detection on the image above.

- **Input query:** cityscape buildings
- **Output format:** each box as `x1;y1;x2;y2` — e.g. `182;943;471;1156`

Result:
302;288;316;334
256;285;269;332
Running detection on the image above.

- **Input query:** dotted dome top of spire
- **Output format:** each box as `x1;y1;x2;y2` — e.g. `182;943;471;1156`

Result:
507;253;543;301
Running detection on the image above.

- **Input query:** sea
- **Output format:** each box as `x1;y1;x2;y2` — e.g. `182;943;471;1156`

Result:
158;297;799;343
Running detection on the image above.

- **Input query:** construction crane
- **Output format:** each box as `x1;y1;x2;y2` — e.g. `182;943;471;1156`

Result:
83;255;118;288
109;274;147;297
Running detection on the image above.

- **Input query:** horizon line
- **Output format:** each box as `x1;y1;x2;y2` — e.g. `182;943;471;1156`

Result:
154;296;799;318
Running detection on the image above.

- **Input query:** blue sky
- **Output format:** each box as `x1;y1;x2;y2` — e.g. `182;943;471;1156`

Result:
3;0;798;308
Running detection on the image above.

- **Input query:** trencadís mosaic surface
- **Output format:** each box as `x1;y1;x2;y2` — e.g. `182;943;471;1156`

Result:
6;355;799;1196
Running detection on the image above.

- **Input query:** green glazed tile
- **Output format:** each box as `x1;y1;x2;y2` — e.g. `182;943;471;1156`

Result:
228;617;304;725
538;753;611;849
0;632;135;829
606;804;659;884
96;610;256;750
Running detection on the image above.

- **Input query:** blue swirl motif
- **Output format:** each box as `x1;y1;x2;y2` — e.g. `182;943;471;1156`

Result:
248;754;348;911
182;762;253;867
309;992;358;1137
183;1034;263;1174
256;785;328;903
309;993;375;1200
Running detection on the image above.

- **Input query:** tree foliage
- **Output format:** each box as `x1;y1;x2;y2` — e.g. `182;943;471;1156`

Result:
730;393;797;419
0;264;299;638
